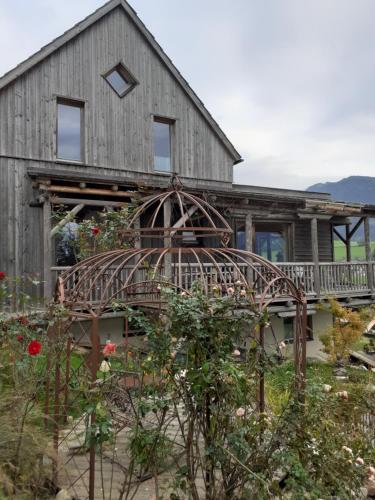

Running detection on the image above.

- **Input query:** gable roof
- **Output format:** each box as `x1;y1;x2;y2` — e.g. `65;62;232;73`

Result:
0;0;242;162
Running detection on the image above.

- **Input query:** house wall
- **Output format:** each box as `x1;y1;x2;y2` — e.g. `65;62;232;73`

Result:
294;220;333;262
0;6;234;186
0;158;44;282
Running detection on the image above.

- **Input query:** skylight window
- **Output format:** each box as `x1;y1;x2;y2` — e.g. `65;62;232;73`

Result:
104;64;137;97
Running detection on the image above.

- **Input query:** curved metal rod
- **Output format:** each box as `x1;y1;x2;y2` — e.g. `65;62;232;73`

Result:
99;249;160;314
93;248;155;305
190;248;209;294
150;191;173;228
211;248;249;285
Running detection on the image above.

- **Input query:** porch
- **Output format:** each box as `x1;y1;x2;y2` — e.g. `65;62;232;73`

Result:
51;260;375;301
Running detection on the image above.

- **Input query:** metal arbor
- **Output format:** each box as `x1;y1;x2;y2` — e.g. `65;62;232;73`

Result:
52;177;307;498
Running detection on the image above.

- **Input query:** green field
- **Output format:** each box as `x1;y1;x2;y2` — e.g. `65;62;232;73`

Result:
334;239;375;261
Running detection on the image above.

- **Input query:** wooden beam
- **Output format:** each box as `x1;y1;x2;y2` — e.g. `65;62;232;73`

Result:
39;184;140;199
51;204;84;237
311;218;320;297
50;196;127;207
43;199;52;300
345;224;352;262
364;217;374;293
170;206;198;236
333;227;346;244
348;217;364;240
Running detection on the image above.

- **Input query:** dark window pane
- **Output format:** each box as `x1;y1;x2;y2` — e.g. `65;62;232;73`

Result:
106;69;131;96
154;120;171;172
255;231;286;262
236;223;246;250
283;317;294;342
57;103;82;161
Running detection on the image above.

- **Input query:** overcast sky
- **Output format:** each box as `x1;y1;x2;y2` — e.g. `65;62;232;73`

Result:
1;0;375;190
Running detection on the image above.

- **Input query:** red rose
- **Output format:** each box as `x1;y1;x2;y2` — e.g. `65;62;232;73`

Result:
28;339;42;356
0;272;5;280
17;335;24;342
91;227;100;236
18;316;29;326
103;342;116;356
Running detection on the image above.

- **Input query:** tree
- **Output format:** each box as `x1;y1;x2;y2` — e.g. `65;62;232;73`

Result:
319;298;364;364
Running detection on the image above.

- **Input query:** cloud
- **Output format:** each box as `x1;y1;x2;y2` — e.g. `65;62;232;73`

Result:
1;0;375;190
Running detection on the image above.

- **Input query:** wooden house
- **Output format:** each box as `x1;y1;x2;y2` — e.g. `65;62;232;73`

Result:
1;0;375;346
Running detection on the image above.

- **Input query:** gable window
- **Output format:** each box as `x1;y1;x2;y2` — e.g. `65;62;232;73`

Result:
153;117;174;172
104;63;137;97
57;99;84;162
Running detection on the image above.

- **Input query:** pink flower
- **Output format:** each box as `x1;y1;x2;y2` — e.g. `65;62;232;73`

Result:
356;457;364;466
236;407;245;417
103;342;116;356
180;291;187;296
0;272;5;280
240;289;246;297
91;226;100;236
28;339;42;356
279;341;286;350
367;466;375;477
227;287;234;295
233;349;241;357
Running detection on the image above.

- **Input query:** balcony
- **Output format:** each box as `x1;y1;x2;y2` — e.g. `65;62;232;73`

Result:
51;260;375;303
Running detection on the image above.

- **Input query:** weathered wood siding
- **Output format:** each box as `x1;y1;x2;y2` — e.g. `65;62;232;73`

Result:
0;158;44;279
0;6;234;185
294;220;333;262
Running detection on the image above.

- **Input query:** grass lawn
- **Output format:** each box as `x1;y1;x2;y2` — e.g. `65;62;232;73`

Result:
334;239;375;261
265;359;373;413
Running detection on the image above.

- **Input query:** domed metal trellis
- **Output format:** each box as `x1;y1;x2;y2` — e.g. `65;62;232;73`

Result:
50;176;307;499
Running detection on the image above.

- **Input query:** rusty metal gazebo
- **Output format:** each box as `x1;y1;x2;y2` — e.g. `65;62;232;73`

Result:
50;176;307;499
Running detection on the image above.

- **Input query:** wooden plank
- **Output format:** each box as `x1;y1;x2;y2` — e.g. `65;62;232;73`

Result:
43;198;52;299
50;196;127;207
50;204;84;237
364;216;374;293
311;218;320;297
39;184;140;198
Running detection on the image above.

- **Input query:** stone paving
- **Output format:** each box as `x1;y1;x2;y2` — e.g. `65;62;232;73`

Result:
58;406;186;499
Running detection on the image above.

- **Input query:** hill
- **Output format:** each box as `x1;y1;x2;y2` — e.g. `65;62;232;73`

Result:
307;176;375;243
307;176;375;205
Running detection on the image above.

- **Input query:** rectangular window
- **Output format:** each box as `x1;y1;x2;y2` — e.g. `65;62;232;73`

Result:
57;99;84;162
283;315;313;344
235;221;246;250
153;117;173;172
254;223;289;262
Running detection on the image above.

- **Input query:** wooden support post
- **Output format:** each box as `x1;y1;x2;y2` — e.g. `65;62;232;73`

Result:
245;213;253;253
364;217;374;293
43;197;52;300
163;199;172;280
345;224;352;262
311;218;320;297
245;213;254;284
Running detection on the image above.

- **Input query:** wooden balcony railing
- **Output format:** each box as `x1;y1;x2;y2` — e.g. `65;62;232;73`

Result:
50;261;375;303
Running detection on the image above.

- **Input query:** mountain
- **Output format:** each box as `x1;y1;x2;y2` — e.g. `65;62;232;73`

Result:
307;176;375;242
307;176;375;205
